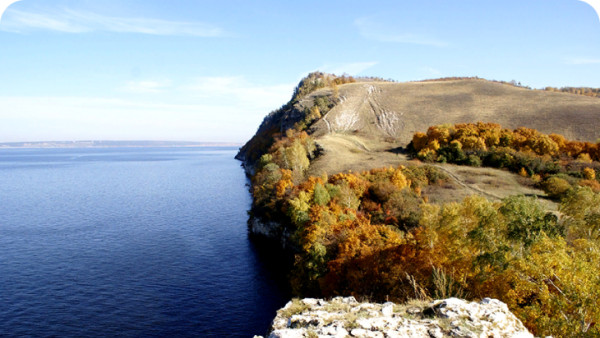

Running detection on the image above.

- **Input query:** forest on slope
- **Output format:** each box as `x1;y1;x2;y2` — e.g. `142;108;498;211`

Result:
238;73;600;337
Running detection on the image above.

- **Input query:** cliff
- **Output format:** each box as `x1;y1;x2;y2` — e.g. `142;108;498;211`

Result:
256;297;533;338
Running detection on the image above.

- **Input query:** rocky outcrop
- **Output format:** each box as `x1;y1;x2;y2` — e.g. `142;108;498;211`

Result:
256;297;533;338
248;215;295;250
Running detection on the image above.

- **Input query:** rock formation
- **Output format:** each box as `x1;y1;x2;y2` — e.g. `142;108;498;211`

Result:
256;297;533;338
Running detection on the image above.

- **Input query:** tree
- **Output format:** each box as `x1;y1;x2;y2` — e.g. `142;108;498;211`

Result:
313;182;331;206
500;195;561;247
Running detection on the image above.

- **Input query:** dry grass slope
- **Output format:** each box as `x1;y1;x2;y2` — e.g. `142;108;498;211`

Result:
309;79;600;144
301;78;600;204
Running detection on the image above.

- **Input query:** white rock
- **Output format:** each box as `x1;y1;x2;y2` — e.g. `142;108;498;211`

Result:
320;325;349;337
302;298;319;306
262;297;534;338
268;329;305;338
350;328;368;336
381;302;394;316
356;317;373;330
427;327;444;338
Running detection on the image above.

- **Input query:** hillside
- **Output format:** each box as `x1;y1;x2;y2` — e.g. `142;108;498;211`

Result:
238;73;600;204
239;75;600;173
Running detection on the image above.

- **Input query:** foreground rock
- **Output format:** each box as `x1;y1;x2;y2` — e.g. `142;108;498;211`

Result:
257;297;533;338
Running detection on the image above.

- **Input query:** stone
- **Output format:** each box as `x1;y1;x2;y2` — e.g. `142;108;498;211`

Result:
302;298;319;306
381;302;394;316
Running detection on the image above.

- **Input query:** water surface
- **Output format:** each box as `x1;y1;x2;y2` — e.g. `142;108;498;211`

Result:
0;147;288;337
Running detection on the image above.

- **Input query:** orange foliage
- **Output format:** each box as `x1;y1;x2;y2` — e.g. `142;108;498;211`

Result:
275;169;294;198
412;132;428;151
412;122;600;163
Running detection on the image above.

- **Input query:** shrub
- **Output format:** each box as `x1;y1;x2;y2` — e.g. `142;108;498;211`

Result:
465;154;482;167
541;176;572;199
583;167;596;180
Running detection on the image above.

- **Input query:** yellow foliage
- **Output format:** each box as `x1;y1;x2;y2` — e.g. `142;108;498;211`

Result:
427;139;441;151
412;132;428;151
583;167;596;180
549;133;567;152
577;153;592;163
519;167;528;177
391;169;408;190
427;125;452;146
460;135;486;151
275;177;294;198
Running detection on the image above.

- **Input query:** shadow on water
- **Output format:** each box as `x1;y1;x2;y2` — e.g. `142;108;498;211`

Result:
246;234;294;336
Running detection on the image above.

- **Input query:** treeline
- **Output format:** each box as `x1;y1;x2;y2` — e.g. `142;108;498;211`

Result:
249;123;600;336
545;86;600;98
409;122;600;199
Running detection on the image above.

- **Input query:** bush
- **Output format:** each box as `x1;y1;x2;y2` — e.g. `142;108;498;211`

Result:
541;176;572;199
465;154;482;167
583;167;596;180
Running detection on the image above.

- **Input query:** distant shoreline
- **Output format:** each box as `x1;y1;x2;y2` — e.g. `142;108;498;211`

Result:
0;141;243;149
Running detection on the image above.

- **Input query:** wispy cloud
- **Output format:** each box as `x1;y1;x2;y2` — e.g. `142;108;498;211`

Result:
420;66;442;76
354;17;447;47
320;62;378;76
121;80;173;94
565;57;600;65
2;8;224;36
183;76;294;111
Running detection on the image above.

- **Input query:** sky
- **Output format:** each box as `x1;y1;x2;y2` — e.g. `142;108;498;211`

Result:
0;0;599;143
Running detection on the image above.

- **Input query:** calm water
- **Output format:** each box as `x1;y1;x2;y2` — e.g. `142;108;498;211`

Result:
0;147;288;337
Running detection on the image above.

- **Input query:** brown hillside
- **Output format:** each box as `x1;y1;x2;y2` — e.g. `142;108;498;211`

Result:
307;79;600;144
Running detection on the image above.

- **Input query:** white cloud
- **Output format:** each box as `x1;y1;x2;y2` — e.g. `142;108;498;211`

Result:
1;8;224;36
320;62;378;76
565;57;600;65
354;17;447;47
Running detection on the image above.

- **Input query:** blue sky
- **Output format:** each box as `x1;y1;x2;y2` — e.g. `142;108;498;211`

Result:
0;0;599;143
